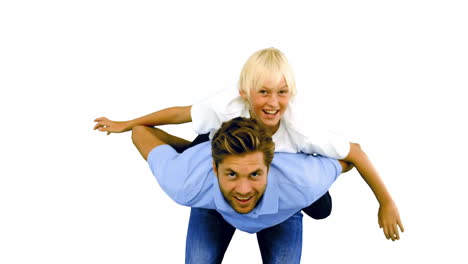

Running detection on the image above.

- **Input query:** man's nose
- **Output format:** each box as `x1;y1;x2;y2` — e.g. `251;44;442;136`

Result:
235;179;253;195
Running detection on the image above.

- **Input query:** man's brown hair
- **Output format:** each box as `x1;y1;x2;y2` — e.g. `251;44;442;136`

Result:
211;117;275;168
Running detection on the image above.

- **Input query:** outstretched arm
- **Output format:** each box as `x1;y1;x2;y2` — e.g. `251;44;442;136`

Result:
344;143;404;241
94;105;192;135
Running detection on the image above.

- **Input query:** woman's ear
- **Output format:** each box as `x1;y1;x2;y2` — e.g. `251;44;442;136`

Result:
239;90;248;101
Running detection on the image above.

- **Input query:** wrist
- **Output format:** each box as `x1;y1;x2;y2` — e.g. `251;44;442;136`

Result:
378;197;395;206
124;120;135;131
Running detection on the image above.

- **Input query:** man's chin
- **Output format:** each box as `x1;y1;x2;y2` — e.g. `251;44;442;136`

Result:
233;207;254;214
231;202;255;214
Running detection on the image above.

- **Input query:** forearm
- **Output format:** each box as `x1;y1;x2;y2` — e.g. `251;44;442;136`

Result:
345;143;393;205
128;105;192;128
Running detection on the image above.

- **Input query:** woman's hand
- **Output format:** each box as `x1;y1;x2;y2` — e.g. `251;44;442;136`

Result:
94;117;131;135
378;200;405;241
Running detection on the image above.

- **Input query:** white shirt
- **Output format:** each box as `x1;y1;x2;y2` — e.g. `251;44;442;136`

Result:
191;88;350;159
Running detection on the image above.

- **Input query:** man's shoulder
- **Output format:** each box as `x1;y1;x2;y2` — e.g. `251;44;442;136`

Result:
148;144;176;164
273;151;339;163
271;152;341;180
182;141;212;158
148;141;212;171
147;141;215;207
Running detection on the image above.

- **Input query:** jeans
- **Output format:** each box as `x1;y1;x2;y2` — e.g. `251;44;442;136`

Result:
183;134;322;263
185;208;303;264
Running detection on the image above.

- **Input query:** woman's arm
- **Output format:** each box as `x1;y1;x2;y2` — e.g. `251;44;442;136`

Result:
94;105;192;134
344;142;405;241
338;160;354;173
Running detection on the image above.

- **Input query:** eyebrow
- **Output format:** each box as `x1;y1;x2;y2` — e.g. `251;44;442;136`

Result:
261;85;288;90
222;168;264;174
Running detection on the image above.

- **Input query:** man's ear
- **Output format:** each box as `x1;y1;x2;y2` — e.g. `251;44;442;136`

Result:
212;161;218;177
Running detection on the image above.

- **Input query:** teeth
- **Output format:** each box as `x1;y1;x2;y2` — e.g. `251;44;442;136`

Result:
236;196;251;201
264;110;277;114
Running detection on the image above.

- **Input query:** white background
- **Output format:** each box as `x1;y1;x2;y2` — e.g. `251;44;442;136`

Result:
1;1;467;263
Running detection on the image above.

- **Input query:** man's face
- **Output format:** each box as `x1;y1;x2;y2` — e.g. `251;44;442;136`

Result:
213;151;268;214
241;76;291;134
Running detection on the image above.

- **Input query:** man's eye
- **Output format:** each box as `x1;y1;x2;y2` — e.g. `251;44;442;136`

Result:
251;172;259;177
227;172;236;177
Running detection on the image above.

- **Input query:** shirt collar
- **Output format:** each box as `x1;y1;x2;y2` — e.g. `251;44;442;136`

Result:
213;170;279;218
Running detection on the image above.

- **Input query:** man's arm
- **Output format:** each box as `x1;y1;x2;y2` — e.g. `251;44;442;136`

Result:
94;105;192;135
131;125;191;160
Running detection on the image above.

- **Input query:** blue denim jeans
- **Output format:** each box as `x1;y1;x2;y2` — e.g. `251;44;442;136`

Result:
185;208;303;264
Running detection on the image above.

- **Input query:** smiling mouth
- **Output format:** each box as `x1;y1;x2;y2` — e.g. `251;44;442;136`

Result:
234;196;253;203
263;110;279;116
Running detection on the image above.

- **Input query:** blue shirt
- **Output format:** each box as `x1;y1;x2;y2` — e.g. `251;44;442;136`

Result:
148;142;342;233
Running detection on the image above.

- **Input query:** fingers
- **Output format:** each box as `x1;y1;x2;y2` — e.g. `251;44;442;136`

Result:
383;222;400;241
94;123;107;131
96;126;110;133
383;225;391;240
93;117;109;131
398;219;405;233
383;225;394;241
392;223;400;240
94;117;108;123
390;217;404;241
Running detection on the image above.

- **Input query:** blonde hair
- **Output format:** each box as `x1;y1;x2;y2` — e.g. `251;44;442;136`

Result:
211;117;275;168
238;47;297;99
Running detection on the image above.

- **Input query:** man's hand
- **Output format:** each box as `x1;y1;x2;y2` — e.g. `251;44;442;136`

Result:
94;117;131;135
378;200;404;241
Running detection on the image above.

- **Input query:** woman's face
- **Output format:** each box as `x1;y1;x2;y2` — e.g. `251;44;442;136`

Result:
241;76;291;134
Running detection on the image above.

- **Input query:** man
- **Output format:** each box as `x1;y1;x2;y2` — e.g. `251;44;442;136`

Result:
132;117;352;263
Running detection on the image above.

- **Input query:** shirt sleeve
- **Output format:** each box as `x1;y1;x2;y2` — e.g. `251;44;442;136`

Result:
301;129;350;159
286;120;350;159
147;143;214;206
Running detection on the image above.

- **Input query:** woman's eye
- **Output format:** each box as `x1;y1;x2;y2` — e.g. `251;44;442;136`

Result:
279;90;288;94
259;90;268;95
